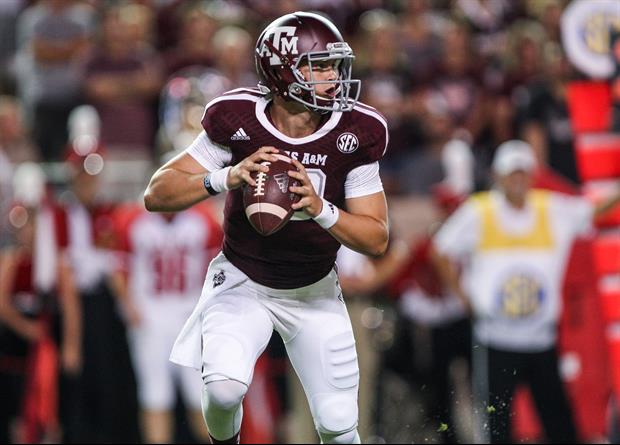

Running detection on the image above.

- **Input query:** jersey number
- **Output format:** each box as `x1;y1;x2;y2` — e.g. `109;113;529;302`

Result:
152;249;188;296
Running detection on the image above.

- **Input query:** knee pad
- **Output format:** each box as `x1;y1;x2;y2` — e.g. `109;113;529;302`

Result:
318;429;360;444
203;379;248;412
312;393;358;436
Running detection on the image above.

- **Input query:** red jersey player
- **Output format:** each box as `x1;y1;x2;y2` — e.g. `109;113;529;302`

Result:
144;12;389;444
112;203;222;443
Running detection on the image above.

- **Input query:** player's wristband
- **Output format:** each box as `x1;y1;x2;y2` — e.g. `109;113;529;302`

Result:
204;167;231;195
314;198;340;230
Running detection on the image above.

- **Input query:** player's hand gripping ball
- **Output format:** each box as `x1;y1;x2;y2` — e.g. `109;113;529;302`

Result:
243;154;301;236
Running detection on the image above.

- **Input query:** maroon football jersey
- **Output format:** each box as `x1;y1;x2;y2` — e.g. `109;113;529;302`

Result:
201;88;388;289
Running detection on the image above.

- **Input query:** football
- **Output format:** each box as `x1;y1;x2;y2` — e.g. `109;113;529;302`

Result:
243;154;301;236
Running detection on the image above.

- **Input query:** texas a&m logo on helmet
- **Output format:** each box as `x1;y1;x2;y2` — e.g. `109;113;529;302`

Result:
258;26;299;66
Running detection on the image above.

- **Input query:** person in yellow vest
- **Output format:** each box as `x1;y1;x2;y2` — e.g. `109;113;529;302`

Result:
431;140;620;444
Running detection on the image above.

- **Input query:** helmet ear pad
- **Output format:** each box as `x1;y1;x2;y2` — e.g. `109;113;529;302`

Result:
258;39;300;99
257;42;319;108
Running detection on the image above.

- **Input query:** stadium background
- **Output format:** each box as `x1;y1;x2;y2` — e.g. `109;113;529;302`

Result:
0;0;619;443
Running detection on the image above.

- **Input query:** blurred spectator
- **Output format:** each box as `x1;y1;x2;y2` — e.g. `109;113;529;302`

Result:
454;0;512;34
158;68;232;154
162;4;218;77
356;9;412;96
384;186;471;443
122;2;157;55
525;0;564;44
516;43;579;183
84;3;162;158
396;92;473;195
474;93;516;182
399;1;442;86
452;0;521;59
0;0;23;63
398;92;454;194
0;164;82;444
337;242;410;300
336;242;409;443
434;21;487;145
355;9;425;191
431;140;620;443
155;0;184;50
474;21;548;180
211;26;258;88
111;202;222;443
57;149;139;443
0;146;13;250
0;96;38;163
0;0;26;93
14;0;93;161
502;20;547;92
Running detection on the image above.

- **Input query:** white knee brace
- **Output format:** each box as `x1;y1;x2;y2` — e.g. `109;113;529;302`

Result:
318;429;361;444
202;379;248;440
312;392;359;440
203;379;247;411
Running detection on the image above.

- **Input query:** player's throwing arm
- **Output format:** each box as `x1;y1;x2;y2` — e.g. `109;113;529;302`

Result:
144;146;279;212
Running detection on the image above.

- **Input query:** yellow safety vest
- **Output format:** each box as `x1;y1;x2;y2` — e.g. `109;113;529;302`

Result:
471;190;555;251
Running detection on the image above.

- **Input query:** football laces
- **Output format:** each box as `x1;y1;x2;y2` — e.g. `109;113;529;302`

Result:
254;162;270;197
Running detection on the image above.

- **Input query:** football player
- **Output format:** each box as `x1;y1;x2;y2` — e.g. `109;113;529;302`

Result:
144;12;389;444
112;202;222;443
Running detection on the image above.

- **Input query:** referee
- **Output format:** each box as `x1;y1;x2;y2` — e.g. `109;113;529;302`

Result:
432;140;620;443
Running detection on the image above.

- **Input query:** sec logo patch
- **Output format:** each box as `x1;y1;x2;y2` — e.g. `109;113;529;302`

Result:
497;274;545;319
337;132;359;154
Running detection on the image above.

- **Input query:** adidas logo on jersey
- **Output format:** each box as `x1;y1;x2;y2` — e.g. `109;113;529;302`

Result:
231;128;250;140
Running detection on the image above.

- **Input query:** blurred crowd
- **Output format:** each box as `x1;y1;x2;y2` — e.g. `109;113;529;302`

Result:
0;0;582;186
0;0;613;444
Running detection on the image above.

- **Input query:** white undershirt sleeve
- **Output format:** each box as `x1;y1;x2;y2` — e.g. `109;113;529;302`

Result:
344;162;384;199
184;131;232;172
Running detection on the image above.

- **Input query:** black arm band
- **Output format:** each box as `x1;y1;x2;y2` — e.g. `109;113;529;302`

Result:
203;174;219;196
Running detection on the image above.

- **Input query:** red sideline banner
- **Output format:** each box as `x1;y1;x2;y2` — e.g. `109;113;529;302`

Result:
575;133;620;181
593;236;620;275
567;82;611;133
608;325;620;397
601;291;620;322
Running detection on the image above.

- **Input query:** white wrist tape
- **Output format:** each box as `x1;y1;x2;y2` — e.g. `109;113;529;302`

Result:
314;198;340;230
209;166;231;193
